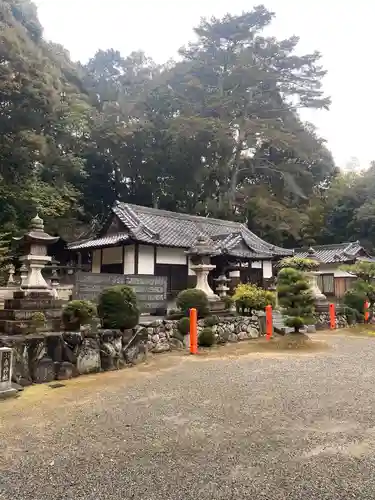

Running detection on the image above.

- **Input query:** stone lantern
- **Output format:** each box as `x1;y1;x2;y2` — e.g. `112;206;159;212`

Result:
13;214;59;296
186;236;220;302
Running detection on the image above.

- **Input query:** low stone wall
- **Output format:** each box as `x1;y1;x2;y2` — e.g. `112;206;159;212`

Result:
315;311;348;330
145;315;261;353
0;327;148;386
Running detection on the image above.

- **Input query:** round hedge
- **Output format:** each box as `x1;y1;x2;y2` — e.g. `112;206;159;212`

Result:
98;285;139;330
62;300;97;331
176;289;209;318
198;327;216;347
177;317;190;335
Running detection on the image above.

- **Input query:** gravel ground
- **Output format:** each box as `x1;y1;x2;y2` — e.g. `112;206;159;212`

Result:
2;333;375;499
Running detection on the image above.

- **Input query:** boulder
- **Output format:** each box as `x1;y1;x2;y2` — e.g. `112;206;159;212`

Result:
152;343;170;353
56;362;74;380
76;339;101;375
33;357;55;384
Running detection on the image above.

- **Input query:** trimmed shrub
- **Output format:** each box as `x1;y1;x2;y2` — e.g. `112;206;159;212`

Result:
31;312;46;331
279;257;319;272
62;300;97;331
98;285;139;330
343;289;366;323
177;317;190;335
176;289;209;318
277;267;315;333
204;315;219;327
198;327;216;347
233;284;275;316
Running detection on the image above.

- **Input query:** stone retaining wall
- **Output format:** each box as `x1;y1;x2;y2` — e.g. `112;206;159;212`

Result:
315;312;348;330
145;315;261;353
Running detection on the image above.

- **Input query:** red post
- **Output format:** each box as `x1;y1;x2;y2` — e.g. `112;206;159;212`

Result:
189;308;198;354
329;303;336;330
265;305;273;341
364;301;370;323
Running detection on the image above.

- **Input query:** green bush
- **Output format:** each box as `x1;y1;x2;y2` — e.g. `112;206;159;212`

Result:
98;285;139;330
204;315;219;327
198;327;216;347
62;300;97;331
176;289;209;318
279;257;319;272
31;312;46;331
177;317;190;335
233;284;275;316
343;289;367;322
223;296;233;310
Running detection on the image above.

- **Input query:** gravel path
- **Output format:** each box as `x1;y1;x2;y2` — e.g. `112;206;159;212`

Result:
2;334;375;499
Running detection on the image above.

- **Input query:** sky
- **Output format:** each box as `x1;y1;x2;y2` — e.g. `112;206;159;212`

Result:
34;0;373;169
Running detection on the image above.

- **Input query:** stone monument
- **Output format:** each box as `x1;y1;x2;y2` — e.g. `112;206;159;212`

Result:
0;214;63;335
14;214;59;295
186;236;220;302
0;347;17;399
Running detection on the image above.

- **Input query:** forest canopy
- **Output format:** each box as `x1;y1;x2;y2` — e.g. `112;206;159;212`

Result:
1;0;372;251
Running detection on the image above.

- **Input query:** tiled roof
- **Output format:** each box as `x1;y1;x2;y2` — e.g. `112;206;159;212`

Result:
69;203;292;258
112;203;290;258
69;233;129;250
294;241;368;264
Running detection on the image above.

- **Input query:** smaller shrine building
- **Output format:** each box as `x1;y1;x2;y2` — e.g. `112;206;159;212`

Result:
68;203;292;296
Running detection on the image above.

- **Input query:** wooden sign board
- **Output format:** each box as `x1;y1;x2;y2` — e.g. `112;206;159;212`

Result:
74;272;167;312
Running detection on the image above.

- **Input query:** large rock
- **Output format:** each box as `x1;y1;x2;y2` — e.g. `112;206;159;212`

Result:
76;338;101;375
33;357;55;384
56;361;74;380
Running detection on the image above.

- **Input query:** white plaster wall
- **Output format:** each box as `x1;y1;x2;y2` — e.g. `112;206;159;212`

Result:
251;261;262;269
92;249;101;273
101;246;123;265
229;270;240;278
157;247;187;265
138;245;155;275
124;245;135;275
188;256;196;276
262;261;273;279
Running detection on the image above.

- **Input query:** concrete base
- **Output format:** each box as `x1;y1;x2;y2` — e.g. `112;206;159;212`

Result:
0;387;18;400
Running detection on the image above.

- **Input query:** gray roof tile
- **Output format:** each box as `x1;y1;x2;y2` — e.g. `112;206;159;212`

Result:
294;241;368;263
113;203;290;258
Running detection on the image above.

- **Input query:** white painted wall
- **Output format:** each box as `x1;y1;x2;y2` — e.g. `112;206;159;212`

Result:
188;257;196;276
251;261;262;269
229;270;240;278
138;245;155;275
262;261;273;279
92;249;101;273
156;247;187;265
124;245;135;275
101;246;123;265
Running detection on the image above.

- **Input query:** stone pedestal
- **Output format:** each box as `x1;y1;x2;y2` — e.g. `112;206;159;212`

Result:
190;264;219;301
0;292;63;335
0;347;17;399
307;272;327;303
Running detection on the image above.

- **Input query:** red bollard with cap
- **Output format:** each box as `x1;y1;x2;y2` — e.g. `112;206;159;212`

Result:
265;304;273;341
189;308;198;354
364;300;370;323
329;303;335;330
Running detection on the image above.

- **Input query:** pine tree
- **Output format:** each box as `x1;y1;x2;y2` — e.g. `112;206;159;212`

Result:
277;267;315;333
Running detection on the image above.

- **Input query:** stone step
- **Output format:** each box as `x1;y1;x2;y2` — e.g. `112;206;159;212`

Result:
0;318;61;335
0;309;62;321
4;298;63;310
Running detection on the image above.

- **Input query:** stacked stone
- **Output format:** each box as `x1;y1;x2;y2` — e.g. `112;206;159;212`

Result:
146;315;261;352
315;312;349;330
0;326;148;386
